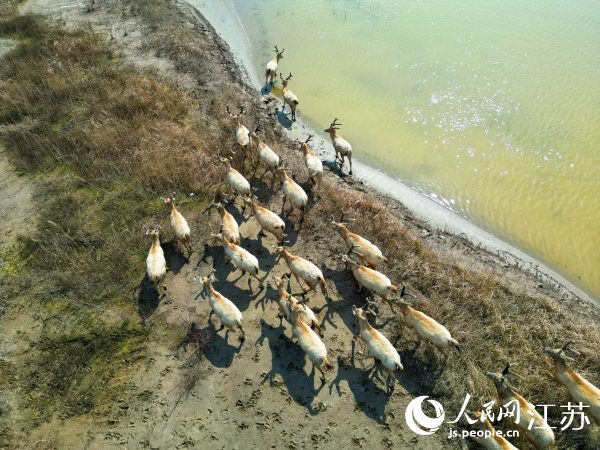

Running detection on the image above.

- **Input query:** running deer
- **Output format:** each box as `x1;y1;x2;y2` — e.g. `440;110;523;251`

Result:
341;247;398;312
276;167;308;219
299;135;323;190
161;193;192;255
485;363;555;449
352;301;403;392
145;226;167;295
219;157;251;199
465;411;519;450
290;302;332;382
249;125;280;180
324;117;353;175
331;211;388;269
265;46;284;85
211;233;264;289
226;105;251;152
274;246;329;300
280;73;299;122
545;341;600;425
395;287;460;363
213;201;240;245
196;272;245;341
272;275;322;336
242;197;285;244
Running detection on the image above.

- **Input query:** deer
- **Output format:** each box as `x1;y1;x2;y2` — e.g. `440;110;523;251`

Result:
280;73;299;122
394;287;460;363
352;301;403;393
196;272;245;341
290;302;332;382
226;105;251;152
272;275;322;337
273;246;329;300
465;411;519;450
211;233;264;290
242;197;285;244
331;211;388;269
485;363;555;449
276;167;308;219
213;201;240;245
219;157;251;200
341;246;398;313
145;226;167;295
324;117;353;175
249;125;280;181
160;193;192;255
299;135;323;191
545;340;600;425
265;45;284;85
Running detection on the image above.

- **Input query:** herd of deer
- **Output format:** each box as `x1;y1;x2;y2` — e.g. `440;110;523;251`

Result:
141;46;599;448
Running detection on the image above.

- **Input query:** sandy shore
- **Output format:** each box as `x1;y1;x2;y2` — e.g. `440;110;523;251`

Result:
188;0;596;306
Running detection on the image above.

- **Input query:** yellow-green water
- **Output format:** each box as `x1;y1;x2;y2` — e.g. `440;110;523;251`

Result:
227;0;600;297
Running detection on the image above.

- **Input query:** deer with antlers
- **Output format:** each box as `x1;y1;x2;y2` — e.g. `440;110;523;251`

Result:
324;117;353;175
196;272;245;341
485;363;555;449
249;125;280;181
280;73;299;122
290;302;332;382
211;233;264;290
341;245;398;313
395;287;460;363
274;246;329;300
272;275;323;336
212;200;241;246
276;166;308;220
144;226;167;295
160;193;192;255
352;301;403;393
219;156;251;201
242;197;286;244
331;210;388;269
226;105;251;153
545;341;600;425
265;46;284;85
299;135;323;191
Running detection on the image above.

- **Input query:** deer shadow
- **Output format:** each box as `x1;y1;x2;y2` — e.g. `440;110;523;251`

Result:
328;343;391;423
256;319;325;415
261;83;273;95
162;241;188;276
196;318;242;369
275;108;293;129
323;159;351;179
136;276;164;324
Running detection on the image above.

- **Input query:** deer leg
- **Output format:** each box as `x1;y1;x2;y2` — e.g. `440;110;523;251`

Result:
237;323;245;340
315;363;326;382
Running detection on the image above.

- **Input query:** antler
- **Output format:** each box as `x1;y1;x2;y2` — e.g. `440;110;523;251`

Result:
501;362;524;381
239;106;245;116
304;134;313;144
339;210;355;223
226;105;232;116
331;117;343;128
363;298;378;316
274;45;279;53
254;124;262;134
347;243;361;256
286;72;293;81
561;340;580;356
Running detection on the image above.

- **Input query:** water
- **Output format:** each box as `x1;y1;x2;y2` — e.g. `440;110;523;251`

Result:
218;0;600;297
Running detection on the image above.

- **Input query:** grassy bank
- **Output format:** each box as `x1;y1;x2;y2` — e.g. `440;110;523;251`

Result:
0;1;599;448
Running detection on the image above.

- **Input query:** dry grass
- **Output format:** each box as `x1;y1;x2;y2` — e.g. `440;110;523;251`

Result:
0;4;599;449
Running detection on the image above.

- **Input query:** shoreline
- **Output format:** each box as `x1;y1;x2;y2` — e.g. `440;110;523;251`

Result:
188;0;596;305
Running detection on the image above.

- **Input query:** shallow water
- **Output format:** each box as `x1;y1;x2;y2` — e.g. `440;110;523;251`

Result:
217;0;600;297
